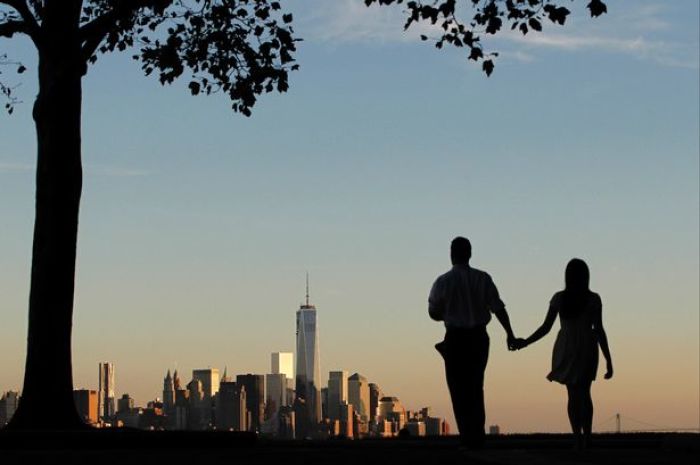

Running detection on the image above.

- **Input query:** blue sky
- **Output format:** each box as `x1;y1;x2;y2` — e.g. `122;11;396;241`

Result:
1;0;698;432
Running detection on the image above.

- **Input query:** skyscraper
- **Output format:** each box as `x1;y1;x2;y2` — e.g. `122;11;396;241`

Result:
348;373;370;422
265;373;288;419
271;352;294;387
191;368;219;429
174;385;189;430
187;378;205;430
378;396;406;433
327;370;348;421
72;389;97;425
163;369;175;415
236;374;265;432
339;402;354;439
369;383;382;423
98;362;115;420
216;381;247;431
117;393;134;413
173;370;182;390
192;368;220;400
296;274;321;424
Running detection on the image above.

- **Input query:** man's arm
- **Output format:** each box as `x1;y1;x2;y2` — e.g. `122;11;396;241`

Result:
493;307;515;344
487;275;517;348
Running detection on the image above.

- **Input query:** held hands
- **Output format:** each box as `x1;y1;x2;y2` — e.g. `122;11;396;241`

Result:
507;334;528;351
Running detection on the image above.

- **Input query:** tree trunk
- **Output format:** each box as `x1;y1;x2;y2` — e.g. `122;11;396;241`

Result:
7;1;88;430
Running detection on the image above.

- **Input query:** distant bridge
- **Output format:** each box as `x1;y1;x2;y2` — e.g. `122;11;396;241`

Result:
595;413;700;433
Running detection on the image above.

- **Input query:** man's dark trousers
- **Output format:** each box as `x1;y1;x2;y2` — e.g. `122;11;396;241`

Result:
437;326;489;448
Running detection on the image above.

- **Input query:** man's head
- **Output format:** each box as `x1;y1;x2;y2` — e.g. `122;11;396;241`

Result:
450;236;471;265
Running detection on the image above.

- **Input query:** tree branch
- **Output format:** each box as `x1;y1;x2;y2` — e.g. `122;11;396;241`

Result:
79;0;174;63
0;0;39;41
80;10;118;62
0;18;29;38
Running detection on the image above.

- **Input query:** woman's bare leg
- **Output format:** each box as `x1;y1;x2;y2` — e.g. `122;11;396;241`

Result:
581;381;594;448
566;384;583;449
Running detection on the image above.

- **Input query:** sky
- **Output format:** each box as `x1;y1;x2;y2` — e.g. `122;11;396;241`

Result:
0;0;698;433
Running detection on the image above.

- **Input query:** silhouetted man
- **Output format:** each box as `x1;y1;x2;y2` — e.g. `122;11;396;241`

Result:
429;237;517;449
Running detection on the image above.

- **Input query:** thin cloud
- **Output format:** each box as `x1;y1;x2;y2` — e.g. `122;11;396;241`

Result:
498;50;537;64
503;31;699;69
0;161;151;177
300;0;431;44
621;3;671;32
0;162;33;173
300;0;698;69
87;165;151;177
509;32;653;52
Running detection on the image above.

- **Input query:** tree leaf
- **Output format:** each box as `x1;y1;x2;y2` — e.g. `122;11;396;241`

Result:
587;0;608;18
528;18;542;32
482;59;494;77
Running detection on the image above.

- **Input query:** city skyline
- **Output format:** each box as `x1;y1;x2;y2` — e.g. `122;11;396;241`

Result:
19;355;448;437
1;0;698;434
0;280;454;436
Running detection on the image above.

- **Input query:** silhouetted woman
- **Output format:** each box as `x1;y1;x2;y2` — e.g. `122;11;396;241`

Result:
518;258;613;449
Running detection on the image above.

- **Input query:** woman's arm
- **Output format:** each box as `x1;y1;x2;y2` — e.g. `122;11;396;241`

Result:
522;301;558;348
593;296;613;379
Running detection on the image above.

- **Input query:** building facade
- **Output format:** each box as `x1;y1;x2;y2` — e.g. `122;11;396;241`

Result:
98;362;115;421
192;368;220;400
265;373;288;419
295;276;321;425
378;396;406;434
216;381;247;431
271;352;294;381
73;389;98;425
327;370;348;421
348;373;370;422
187;378;205;430
117;393;134;413
369;383;382;423
163;369;175;416
192;368;220;429
236;374;265;432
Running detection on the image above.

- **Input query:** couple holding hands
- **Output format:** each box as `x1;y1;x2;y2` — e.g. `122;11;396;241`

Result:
429;237;613;450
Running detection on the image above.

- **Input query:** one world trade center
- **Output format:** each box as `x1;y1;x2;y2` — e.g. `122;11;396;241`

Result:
295;274;321;425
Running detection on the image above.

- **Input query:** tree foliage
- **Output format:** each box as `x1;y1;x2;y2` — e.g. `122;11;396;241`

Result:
365;0;607;76
0;0;300;115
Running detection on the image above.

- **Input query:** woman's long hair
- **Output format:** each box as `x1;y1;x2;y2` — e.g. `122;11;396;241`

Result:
560;258;592;319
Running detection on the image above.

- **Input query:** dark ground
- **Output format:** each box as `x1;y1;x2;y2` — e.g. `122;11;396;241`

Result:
0;431;697;465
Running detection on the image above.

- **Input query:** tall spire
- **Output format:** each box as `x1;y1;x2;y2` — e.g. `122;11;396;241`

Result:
300;271;315;309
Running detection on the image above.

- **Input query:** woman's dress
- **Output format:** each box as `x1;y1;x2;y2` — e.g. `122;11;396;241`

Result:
547;291;600;385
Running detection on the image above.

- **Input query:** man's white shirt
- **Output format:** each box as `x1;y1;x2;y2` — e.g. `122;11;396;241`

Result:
428;264;505;329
